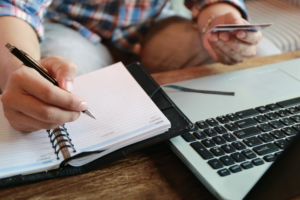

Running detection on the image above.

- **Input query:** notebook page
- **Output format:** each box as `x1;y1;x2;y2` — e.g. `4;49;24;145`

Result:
0;101;61;179
65;62;170;164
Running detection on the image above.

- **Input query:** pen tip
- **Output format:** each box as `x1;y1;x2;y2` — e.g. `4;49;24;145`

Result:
83;108;96;120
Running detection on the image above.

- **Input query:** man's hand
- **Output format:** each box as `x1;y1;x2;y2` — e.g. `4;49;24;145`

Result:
200;12;262;65
1;56;87;132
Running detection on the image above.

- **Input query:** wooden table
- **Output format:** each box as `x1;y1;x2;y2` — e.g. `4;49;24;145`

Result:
1;51;300;200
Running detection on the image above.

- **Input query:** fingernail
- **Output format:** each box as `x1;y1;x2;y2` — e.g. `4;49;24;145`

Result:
238;31;246;39
77;102;88;111
220;33;229;41
65;81;73;93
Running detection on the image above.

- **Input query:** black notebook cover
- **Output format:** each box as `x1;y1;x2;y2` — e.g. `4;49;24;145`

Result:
0;62;194;188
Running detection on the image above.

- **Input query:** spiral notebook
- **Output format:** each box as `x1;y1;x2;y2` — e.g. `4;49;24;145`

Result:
0;62;193;187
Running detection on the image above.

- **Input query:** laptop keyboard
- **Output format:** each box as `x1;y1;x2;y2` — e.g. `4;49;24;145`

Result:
181;97;300;177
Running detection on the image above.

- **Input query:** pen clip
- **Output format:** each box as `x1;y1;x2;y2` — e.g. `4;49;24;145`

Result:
19;50;49;73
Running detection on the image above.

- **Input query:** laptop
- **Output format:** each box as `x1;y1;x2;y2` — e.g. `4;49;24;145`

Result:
163;58;300;200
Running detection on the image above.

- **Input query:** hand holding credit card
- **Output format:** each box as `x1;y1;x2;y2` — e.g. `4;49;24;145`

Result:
207;23;273;33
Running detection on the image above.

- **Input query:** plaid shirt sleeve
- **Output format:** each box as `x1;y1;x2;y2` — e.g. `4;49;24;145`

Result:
0;0;52;42
46;0;170;54
184;0;248;20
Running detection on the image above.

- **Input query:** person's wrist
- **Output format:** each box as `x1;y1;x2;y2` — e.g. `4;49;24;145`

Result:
201;15;215;36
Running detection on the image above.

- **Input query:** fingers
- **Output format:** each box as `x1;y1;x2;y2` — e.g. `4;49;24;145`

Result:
220;32;256;57
206;30;261;64
235;30;262;45
219;32;257;57
4;108;64;132
8;66;87;113
40;56;77;93
2;83;81;123
209;41;237;65
1;57;84;132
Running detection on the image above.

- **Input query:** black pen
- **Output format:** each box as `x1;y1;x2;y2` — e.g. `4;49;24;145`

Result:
5;43;96;120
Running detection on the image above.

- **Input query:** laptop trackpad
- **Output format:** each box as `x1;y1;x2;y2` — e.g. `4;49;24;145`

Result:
229;69;300;100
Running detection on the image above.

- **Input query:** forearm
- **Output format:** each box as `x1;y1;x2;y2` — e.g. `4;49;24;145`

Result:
0;16;40;90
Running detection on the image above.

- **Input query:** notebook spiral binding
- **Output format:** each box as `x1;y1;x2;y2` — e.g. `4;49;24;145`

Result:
47;124;76;160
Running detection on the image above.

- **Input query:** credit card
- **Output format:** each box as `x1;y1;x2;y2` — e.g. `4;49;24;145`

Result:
207;23;273;33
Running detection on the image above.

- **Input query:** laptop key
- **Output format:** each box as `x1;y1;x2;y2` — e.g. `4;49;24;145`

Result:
236;109;260;119
266;103;281;111
195;120;209;129
268;120;284;129
286;107;300;114
216;116;230;124
274;139;289;149
254;115;268;123
292;124;300;131
226;113;239;121
214;126;228;134
217;169;231;177
219;155;235;166
234;127;262;139
243;136;263;147
221;144;236;153
281;127;298;136
204;128;218;137
265;112;280;120
263;154;276;162
225;123;239;131
276;97;300;108
202;139;216;148
223;133;237;142
181;132;196;142
258;133;274;142
235;118;257;129
276;110;290;117
242;149;257;159
190;142;214;160
252;143;279;155
231;141;246;150
231;152;246;162
291;115;300;123
270;130;286;139
255;106;270;113
212;136;227;145
206;118;219;126
193;131;207;140
210;147;225;157
257;124;273;132
241;161;253;169
280;118;295;126
229;165;242;173
252;158;264;166
208;159;224;169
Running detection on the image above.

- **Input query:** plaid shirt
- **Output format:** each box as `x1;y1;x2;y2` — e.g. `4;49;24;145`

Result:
0;0;247;54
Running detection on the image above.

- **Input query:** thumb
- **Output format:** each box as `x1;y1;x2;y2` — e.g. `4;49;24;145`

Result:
39;56;77;93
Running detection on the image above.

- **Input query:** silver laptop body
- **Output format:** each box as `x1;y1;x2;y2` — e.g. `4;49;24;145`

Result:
164;58;300;200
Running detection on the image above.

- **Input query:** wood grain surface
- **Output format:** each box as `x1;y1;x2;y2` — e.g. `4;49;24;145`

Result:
1;51;300;200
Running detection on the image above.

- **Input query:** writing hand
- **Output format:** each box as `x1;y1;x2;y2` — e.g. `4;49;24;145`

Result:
1;56;87;132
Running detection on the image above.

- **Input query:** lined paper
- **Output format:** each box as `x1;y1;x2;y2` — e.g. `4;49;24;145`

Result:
0;105;61;178
66;62;170;166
